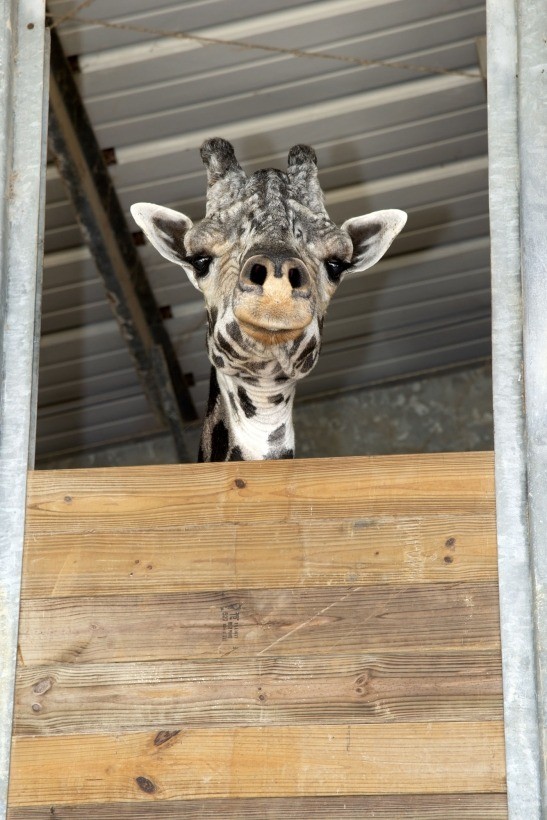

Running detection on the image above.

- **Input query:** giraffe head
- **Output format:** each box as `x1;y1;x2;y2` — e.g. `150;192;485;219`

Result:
131;138;406;383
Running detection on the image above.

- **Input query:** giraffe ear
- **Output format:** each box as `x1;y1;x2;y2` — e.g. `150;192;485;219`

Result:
341;210;407;273
130;202;197;279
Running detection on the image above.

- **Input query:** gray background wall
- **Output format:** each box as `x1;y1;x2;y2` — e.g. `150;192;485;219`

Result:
39;362;493;467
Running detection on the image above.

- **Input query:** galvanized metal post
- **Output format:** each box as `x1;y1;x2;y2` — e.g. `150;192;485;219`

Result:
518;0;547;809
0;1;48;816
488;0;546;815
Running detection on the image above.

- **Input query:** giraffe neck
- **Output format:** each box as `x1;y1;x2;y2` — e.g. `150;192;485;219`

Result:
198;366;296;462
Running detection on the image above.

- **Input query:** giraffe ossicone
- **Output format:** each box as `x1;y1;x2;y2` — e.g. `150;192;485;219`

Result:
131;138;407;462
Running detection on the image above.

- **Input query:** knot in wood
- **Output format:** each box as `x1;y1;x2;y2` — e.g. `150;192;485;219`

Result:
33;677;53;695
154;729;180;747
136;776;156;794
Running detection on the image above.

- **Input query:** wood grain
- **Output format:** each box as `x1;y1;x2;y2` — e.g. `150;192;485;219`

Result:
10;453;504;815
7;793;509;818
25;453;494;534
18;581;500;666
22;513;496;598
14;649;502;734
8;722;506;806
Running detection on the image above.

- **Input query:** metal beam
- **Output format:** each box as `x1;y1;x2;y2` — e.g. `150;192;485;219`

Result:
488;0;546;815
0;1;48;816
47;25;196;461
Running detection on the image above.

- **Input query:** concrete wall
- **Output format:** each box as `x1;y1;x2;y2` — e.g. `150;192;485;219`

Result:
38;362;493;468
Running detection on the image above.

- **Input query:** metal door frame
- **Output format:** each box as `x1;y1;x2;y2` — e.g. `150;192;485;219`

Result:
488;0;546;815
0;1;48;816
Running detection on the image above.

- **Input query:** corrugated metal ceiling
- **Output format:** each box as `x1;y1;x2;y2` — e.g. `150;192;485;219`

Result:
39;0;489;459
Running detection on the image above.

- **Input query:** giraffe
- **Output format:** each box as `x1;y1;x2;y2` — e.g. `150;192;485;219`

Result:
131;138;406;462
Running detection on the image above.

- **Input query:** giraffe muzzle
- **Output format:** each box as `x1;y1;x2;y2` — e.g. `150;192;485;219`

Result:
234;253;314;344
239;253;311;296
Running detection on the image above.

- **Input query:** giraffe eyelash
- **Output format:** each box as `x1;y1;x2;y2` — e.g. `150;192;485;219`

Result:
324;257;351;283
187;254;213;277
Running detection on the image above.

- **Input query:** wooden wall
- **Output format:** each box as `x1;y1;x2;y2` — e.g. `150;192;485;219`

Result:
8;453;506;817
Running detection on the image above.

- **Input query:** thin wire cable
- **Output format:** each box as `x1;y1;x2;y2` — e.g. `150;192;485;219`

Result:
48;0;97;29
50;12;482;80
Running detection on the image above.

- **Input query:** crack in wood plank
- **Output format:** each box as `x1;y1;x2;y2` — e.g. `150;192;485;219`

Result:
256;587;360;656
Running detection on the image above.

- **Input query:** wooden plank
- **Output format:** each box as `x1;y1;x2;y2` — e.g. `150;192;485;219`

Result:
8;722;506;806
18;581;500;666
13;453;503;814
7;793;509;818
25;453;495;534
14;649;502;735
21;513;497;598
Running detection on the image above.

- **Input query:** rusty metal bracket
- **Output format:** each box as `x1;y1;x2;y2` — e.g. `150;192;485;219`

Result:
47;25;197;461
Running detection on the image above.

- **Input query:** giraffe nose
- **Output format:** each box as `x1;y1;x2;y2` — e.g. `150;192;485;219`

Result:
239;253;311;299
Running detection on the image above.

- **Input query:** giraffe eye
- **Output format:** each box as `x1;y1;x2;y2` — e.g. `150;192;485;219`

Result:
189;255;212;277
325;257;351;283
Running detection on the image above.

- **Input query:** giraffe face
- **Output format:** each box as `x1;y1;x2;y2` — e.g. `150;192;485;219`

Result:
131;139;406;380
183;169;355;355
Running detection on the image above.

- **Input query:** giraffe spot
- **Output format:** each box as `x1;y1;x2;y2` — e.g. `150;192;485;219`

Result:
229;447;244;461
299;352;316;373
268;424;286;444
206;367;220;414
217;332;243;360
290;334;305;355
226;320;246;347
228;392;239;416
207;308;217;334
269;393;284;405
211;420;230;462
237;386;256;418
268;447;294;460
295;337;316;366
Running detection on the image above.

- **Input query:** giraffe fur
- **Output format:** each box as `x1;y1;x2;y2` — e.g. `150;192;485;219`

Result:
131;138;406;462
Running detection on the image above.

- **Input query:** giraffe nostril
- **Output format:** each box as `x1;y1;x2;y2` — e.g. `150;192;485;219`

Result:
288;268;303;289
249;263;267;287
